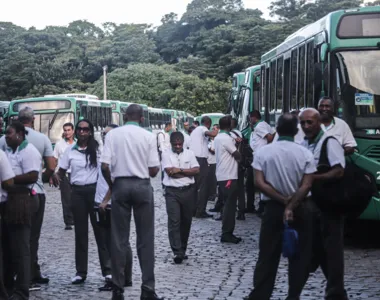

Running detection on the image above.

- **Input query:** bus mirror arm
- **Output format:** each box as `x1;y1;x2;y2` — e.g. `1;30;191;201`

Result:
48;109;59;131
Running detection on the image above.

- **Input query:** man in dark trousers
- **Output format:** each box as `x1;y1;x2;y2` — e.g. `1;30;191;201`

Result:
246;113;315;300
214;116;242;244
101;104;163;300
161;132;199;264
189;116;218;218
300;108;348;300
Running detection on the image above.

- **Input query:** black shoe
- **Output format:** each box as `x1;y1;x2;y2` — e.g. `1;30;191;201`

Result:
99;282;113;292
141;288;164;300
195;212;213;219
124;280;132;287
29;283;41;291
174;255;183;264
32;275;49;284
65;225;72;230
208;208;220;213
71;275;86;284
112;289;124;300
236;213;245;221
221;234;242;244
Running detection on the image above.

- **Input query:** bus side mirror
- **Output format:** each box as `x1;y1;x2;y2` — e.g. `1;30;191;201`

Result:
320;43;329;63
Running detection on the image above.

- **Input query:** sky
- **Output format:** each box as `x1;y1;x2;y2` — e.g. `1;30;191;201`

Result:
0;0;271;30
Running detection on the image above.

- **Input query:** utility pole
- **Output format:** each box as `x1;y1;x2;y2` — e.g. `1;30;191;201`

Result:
103;65;108;100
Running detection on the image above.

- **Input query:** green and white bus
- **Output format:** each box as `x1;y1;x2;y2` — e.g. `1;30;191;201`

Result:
7;95;112;145
148;107;172;133
260;6;380;220
195;113;225;127
228;72;245;120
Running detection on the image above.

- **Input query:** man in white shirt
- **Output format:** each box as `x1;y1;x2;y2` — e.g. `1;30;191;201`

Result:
157;122;172;155
247;113;316;300
53;122;75;230
273;110;305;144
189;116;218;218
300;108;348;300
318;96;357;155
161;132;199;264
100;104;162;300
182;122;191;150
249;110;274;217
214;116;242;244
206;124;218;204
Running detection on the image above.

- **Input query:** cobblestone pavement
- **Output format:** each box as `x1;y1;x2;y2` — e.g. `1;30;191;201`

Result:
30;178;380;300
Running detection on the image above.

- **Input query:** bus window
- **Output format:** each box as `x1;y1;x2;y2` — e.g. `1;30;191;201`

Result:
260;66;265;112
80;106;87;120
284;58;291;112
276;57;283;111
270;61;276;111
306;41;314;107
253;72;260;112
93;107;98;128
290;49;298;111
299;45;306;109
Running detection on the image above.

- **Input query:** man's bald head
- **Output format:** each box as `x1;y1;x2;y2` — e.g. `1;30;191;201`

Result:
300;108;322;140
277;113;298;137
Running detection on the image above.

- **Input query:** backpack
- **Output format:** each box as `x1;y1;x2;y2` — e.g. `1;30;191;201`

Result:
311;136;374;218
231;130;252;170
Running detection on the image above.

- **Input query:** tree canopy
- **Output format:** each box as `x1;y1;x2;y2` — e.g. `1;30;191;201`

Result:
0;0;367;114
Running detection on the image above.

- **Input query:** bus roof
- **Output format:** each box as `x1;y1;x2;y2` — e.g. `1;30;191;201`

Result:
44;93;99;100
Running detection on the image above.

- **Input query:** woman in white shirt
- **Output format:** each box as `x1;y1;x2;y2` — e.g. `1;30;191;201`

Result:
53;119;110;285
3;121;41;300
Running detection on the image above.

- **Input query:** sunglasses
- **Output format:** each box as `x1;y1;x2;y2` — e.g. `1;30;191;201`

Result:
76;127;90;133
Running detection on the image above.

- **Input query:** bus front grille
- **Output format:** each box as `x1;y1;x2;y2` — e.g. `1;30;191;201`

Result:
366;146;380;163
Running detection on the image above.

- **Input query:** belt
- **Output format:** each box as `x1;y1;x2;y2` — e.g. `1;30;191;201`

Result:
72;183;97;188
165;184;193;191
115;176;148;180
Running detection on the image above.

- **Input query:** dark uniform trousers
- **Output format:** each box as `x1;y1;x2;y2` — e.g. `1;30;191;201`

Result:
94;209;132;283
245;167;255;211
60;174;74;226
248;199;313;300
206;163;217;201
218;180;238;236
3;196;39;300
71;184;111;278
301;201;348;300
111;178;155;291
194;157;209;216
30;194;45;281
237;167;246;213
165;185;194;256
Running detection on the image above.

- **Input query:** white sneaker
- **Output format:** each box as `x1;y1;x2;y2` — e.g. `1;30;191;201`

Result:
71;275;85;284
104;274;112;282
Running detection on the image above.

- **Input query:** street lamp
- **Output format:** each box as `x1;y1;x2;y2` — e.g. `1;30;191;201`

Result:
103;65;108;100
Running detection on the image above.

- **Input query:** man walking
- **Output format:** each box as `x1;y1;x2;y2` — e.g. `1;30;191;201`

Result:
101;104;163;300
190;116;218;218
53;122;75;230
300;108;348;300
214;116;242;244
161;132;199;264
246;113;315;300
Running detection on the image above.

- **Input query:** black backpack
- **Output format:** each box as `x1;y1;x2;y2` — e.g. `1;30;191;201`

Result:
311;136;374;218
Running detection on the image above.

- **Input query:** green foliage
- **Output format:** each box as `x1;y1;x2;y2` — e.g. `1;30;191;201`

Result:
0;0;369;113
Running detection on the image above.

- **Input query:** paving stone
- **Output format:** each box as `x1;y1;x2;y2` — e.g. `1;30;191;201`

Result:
28;178;380;300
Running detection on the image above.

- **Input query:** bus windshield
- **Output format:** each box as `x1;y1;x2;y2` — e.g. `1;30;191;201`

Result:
336;50;380;129
34;112;74;144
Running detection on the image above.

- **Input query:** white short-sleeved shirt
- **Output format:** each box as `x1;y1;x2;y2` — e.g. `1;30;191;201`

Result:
321;117;357;148
215;132;238;181
161;149;199;187
158;131;171;153
273;124;305;144
101;123;160;179
53;138;76;173
302;133;346;168
250;121;274;153
0;128;53;194
183;132;191;150
207;139;216;165
5;140;42;194
253;139;317;201
0;149;15;202
95;166;111;204
59;144;100;185
190;126;209;158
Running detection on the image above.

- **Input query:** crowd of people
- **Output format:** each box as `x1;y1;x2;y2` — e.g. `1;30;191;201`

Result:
0;96;356;300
